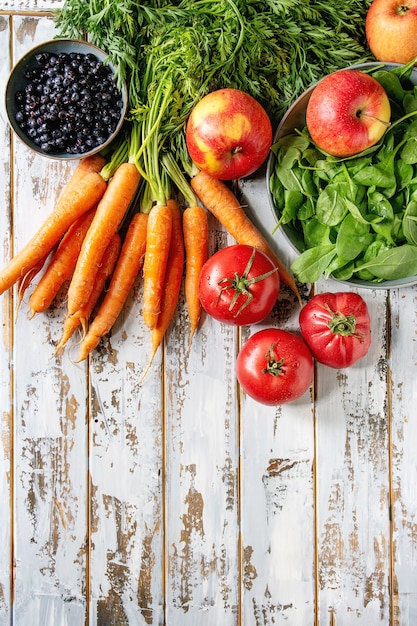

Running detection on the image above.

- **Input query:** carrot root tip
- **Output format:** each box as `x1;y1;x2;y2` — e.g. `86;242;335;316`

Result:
139;348;158;384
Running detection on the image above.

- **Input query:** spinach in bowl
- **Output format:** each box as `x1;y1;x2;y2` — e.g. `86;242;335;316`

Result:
267;61;417;288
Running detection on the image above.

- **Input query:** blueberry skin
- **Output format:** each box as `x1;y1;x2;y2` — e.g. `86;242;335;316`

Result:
14;51;123;155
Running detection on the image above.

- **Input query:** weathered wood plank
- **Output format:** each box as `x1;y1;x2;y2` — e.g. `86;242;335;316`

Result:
0;13;12;626
88;277;165;625
315;285;391;624
9;15;89;625
0;0;63;12
240;347;316;624
164;224;241;624
389;286;417;626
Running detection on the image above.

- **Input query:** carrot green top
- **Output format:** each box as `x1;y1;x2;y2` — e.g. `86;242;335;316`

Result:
55;0;373;196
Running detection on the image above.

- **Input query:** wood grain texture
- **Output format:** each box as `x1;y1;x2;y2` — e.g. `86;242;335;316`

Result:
315;286;391;624
164;226;240;624
0;0;63;12
239;295;316;625
88;278;165;625
0;14;12;626
5;14;89;626
389;287;417;626
1;7;417;626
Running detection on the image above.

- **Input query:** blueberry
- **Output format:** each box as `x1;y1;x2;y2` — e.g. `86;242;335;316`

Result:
14;49;123;154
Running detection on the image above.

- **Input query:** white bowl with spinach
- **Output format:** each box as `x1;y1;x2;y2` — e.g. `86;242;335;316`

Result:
267;61;417;288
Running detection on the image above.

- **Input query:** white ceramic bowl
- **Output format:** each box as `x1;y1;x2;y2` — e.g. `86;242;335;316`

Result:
266;62;417;289
5;39;128;160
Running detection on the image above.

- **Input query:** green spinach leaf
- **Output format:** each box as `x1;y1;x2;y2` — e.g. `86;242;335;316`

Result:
403;198;417;246
291;245;337;283
354;245;417;279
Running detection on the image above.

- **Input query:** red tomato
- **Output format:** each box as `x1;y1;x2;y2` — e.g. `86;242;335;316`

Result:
199;245;280;325
299;291;371;369
236;328;314;405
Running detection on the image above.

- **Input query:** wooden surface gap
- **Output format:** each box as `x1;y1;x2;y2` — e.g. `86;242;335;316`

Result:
312;366;320;626
236;324;243;626
0;10;53;16
162;338;168;625
86;360;92;622
385;295;397;626
387;364;397;626
9;16;15;614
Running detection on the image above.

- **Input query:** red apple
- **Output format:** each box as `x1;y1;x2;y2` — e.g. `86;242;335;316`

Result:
366;0;417;65
305;69;391;158
185;88;272;180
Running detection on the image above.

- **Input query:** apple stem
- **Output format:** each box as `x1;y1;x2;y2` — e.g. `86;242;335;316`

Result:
358;111;391;127
397;4;410;16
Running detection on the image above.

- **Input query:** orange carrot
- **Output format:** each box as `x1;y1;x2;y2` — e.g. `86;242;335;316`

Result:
191;170;301;304
66;162;141;317
15;156;105;308
0;170;107;296
141;199;184;380
28;209;96;316
142;203;173;330
55;233;121;354
57;154;106;198
16;253;49;310
182;205;209;342
77;212;148;361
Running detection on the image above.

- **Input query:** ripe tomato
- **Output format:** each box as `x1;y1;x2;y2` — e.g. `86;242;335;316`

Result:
236;328;314;405
199;245;280;325
299;291;371;369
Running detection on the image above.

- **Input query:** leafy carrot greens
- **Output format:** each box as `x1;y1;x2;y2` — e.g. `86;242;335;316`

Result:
55;0;373;192
55;0;372;122
269;62;417;283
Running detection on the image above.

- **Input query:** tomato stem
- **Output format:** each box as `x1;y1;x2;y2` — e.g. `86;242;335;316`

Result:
325;304;363;339
262;343;284;376
217;247;278;317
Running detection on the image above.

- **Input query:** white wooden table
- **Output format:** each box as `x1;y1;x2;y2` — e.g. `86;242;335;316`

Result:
1;3;416;625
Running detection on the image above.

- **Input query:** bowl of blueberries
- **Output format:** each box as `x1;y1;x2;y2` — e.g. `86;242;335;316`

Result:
5;39;128;159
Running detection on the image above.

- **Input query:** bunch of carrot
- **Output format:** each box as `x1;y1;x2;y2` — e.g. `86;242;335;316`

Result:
0;150;208;367
0;143;299;372
0;152;139;356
